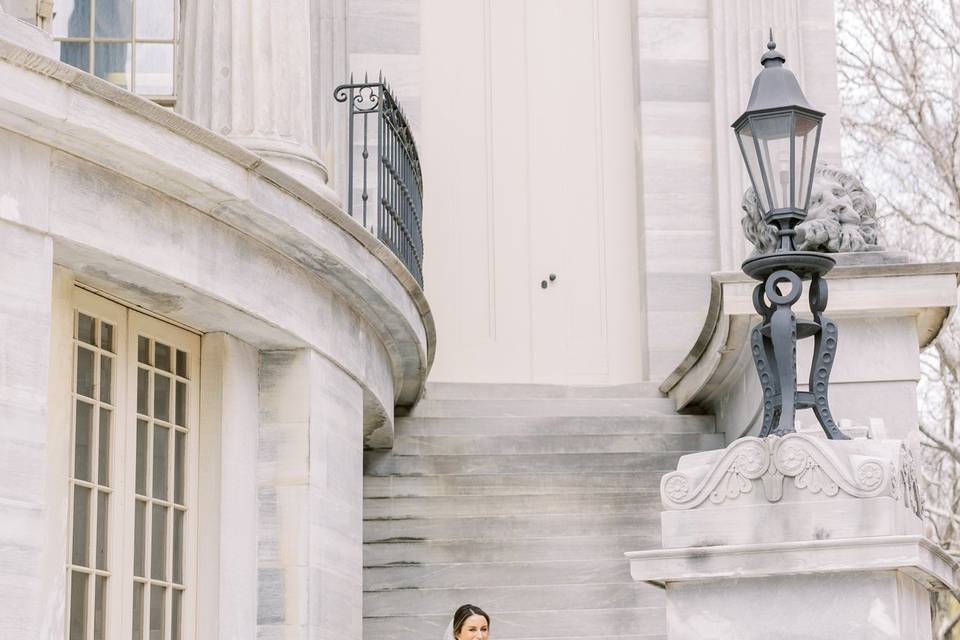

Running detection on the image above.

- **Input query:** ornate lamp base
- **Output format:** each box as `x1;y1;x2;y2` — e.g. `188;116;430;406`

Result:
742;252;847;440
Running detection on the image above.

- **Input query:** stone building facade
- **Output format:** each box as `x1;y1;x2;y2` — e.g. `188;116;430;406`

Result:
0;1;951;639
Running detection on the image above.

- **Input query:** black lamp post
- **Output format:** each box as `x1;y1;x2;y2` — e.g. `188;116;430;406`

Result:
733;33;847;440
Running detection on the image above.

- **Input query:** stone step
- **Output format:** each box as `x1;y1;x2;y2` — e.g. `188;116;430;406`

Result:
365;558;638;591
363;582;664;617
363;607;665;639
424;381;665;399
363;492;661;519
363;513;659;543
391;432;723;455
404;397;678;418
364;532;658;565
364;451;690;476
396;414;716;436
364;471;667;498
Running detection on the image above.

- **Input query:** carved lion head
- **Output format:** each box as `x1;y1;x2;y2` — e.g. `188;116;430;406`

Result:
741;163;881;255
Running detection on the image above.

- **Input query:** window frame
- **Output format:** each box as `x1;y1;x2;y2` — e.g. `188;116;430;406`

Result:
52;0;181;105
65;288;200;640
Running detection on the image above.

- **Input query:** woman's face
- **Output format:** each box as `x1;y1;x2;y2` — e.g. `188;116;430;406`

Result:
455;614;489;640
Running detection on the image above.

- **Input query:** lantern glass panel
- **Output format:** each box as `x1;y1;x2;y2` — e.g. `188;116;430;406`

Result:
736;123;769;213
750;113;794;212
794;114;821;211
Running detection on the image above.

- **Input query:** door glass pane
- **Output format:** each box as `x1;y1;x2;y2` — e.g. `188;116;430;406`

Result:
98;408;111;486
155;343;171;372
54;0;91;37
151;505;167;580
100;322;114;353
93;575;107;640
172;509;183;584
77;313;96;345
94;42;131;90
153;425;169;499
134;43;174;95
132;581;144;640
136;419;148;495
95;491;109;570
149;585;166;640
138;336;151;365
57;42;90;72
77;347;95;398
94;0;132;37
175;382;186;427
171;589;182;640
99;355;112;403
137;368;149;415
136;0;174;39
72;485;91;566
175;350;187;378
173;431;184;505
75;400;93;482
134;500;146;577
69;571;88;640
154;375;170;422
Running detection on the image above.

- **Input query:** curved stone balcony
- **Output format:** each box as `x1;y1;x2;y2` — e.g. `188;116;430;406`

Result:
0;29;435;446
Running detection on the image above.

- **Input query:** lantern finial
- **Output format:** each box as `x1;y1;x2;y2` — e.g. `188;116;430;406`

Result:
761;29;786;67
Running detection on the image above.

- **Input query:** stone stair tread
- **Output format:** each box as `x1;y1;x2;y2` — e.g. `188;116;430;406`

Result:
364;512;660;543
396;414;716;435
404;397;678;418
391;432;723;455
363;582;664;616
364;451;693;475
363;607;665;638
364;471;668;497
363;491;662;518
364;558;639;590
424;381;665;399
364;532;658;565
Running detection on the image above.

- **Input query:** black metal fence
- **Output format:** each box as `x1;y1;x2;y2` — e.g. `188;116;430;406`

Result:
334;74;424;287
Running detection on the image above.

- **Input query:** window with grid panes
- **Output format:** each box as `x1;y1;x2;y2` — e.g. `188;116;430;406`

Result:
66;289;198;640
52;0;178;104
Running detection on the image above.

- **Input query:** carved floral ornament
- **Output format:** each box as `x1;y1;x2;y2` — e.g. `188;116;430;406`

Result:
660;434;922;516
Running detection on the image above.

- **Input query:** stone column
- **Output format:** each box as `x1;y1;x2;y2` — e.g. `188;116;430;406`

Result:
629;435;959;639
178;0;338;201
196;333;260;640
258;350;364;639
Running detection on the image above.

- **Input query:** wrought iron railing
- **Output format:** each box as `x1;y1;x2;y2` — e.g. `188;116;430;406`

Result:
334;74;424;286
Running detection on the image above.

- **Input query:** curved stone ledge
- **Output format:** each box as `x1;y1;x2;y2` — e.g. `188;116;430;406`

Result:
0;34;435;444
658;255;960;441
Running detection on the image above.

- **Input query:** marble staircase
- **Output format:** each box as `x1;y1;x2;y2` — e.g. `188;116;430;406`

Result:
362;383;721;640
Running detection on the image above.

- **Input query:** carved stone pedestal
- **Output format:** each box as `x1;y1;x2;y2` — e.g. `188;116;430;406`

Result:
627;434;959;640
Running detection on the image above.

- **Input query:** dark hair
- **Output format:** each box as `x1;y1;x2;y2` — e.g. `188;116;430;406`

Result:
453;604;490;636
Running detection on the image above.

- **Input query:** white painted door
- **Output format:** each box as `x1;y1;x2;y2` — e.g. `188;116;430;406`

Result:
422;0;644;383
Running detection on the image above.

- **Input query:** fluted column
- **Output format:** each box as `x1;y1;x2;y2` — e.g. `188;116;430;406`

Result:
178;0;336;199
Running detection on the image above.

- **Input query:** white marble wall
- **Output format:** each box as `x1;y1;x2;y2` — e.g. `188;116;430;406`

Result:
258;350;364;639
0;221;54;638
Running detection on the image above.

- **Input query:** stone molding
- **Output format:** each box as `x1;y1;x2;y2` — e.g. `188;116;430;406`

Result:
628;534;959;592
660;434;922;516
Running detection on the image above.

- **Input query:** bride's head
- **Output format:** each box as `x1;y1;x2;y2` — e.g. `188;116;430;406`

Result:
452;604;490;640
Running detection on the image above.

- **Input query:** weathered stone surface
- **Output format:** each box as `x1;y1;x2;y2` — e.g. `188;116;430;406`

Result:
628;436;958;640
